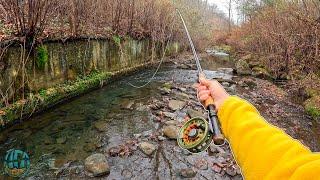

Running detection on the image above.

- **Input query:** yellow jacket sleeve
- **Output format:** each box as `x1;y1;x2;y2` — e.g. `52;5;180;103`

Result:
217;96;320;180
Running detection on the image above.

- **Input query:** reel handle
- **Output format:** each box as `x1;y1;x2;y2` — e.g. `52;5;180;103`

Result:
205;98;225;145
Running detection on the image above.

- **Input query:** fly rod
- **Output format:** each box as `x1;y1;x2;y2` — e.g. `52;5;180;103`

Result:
176;9;224;153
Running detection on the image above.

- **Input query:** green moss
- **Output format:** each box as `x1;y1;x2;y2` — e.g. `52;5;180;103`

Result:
0;71;112;128
305;88;319;98
214;45;232;53
304;96;320;119
112;35;121;47
36;45;48;70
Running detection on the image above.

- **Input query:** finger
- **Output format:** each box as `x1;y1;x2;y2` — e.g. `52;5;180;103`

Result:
197;85;208;91
198;90;211;97
199;94;209;101
199;76;212;87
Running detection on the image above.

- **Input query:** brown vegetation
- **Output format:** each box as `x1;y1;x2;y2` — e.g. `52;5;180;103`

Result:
223;0;320;80
0;0;228;47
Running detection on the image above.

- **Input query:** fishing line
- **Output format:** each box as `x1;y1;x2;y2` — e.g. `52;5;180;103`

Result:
127;15;176;89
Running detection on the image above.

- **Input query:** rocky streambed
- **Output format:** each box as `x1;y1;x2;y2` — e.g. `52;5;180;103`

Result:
0;52;319;179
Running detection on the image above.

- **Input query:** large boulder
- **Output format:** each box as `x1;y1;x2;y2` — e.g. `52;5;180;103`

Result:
235;59;251;75
85;153;110;177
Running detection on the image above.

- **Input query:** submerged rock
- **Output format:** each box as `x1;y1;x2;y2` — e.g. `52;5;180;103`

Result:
168;100;186;111
163;125;179;139
139;142;156;155
180;168;197;178
85;153;110;177
83;142;97;152
94;121;108;132
56;137;67;144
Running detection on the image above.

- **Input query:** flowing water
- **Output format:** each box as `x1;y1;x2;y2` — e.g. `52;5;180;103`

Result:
0;53;319;179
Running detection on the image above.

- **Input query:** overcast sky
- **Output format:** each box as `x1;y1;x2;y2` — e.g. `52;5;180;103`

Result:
207;0;239;23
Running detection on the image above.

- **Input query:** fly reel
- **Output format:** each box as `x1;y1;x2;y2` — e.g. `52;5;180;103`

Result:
177;117;213;153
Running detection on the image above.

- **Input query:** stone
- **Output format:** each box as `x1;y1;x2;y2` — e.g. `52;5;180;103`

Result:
194;158;208;170
168;100;186;111
217;68;235;75
159;87;171;95
212;164;222;173
84;153;110;177
44;137;54;145
83;143;97;152
164;120;178;126
163;82;173;89
56;137;67;144
235;59;251;75
157;136;166;141
120;100;134;110
226;167;237;177
180;168;197;178
133;133;142;139
94;121;108;132
187;109;204;119
222;82;230;87
209;144;226;154
163;125;179;139
174;92;190;101
163;112;176;119
252;67;273;80
139;142;156;155
142;130;153;137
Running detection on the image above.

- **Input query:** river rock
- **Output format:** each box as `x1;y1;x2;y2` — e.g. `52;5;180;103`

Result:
142;130;153;137
226;167;237;177
56;137;67;144
163;125;179;139
168;100;186;111
84;153;110;177
94;121;108;132
217;68;235;75
164;120;179;126
174;92;190;101
187;109;204;118
159;87;171;95
157;136;166;141
235;59;251;75
180;168;197;178
120;100;134;110
83;142;97;152
139;142;156;155
163;112;176;119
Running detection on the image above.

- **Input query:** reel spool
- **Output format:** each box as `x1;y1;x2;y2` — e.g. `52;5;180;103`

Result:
177;117;213;153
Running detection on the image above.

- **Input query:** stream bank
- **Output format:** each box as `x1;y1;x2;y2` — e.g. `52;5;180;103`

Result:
0;38;181;128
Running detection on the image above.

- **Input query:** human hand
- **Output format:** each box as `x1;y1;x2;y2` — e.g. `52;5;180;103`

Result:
196;74;230;111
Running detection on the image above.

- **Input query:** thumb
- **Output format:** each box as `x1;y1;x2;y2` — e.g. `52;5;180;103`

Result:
199;74;212;87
